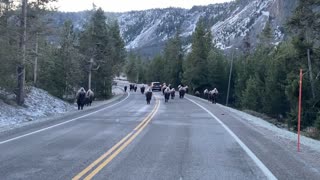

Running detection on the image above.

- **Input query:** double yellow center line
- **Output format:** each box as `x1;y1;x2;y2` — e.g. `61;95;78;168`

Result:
73;99;160;180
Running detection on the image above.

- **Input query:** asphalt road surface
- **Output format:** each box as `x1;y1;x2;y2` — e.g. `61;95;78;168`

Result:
0;89;320;180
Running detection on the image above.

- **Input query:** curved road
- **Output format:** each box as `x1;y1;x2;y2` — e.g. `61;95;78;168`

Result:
0;89;319;180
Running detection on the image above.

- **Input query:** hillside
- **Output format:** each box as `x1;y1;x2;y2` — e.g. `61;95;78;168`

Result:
50;0;298;57
0;87;74;131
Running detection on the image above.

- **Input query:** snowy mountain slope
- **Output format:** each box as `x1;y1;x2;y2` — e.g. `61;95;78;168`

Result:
112;0;297;55
115;3;238;51
51;0;298;56
212;0;276;49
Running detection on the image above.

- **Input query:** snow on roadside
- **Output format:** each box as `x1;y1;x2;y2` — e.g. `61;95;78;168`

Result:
0;87;74;131
0;86;124;132
219;104;320;153
112;86;124;96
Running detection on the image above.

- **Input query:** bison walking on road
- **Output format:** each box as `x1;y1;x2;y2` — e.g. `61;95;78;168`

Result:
211;88;218;104
76;87;86;110
164;87;171;103
140;85;145;94
134;84;137;92
204;89;209;100
170;88;175;99
145;88;153;104
179;86;186;99
85;89;94;106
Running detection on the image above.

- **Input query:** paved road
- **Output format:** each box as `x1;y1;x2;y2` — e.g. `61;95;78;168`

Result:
0;90;319;180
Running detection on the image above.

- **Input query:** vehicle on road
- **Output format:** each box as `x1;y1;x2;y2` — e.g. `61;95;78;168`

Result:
151;82;161;91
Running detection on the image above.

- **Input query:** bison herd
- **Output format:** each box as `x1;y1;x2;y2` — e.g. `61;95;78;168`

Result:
156;83;189;104
75;83;219;110
125;82;218;105
203;88;219;104
162;84;188;103
75;87;95;110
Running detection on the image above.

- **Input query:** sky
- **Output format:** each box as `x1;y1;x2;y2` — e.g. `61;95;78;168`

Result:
54;0;233;12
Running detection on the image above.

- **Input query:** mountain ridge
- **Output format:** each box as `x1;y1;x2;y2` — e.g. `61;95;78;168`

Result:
50;0;299;57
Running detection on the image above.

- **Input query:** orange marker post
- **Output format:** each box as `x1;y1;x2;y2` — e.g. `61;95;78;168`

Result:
297;69;302;152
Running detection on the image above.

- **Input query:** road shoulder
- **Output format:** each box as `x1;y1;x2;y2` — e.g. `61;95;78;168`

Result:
186;94;320;180
0;91;128;141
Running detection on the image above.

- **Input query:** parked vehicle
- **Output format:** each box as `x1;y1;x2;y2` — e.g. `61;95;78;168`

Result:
151;82;161;91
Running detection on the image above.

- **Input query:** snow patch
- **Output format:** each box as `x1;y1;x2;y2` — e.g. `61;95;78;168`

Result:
126;19;162;49
274;26;283;41
0;86;124;132
210;0;274;49
0;87;74;131
261;11;270;17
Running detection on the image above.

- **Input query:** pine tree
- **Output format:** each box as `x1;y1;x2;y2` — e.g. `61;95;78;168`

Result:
263;49;289;117
27;0;56;86
207;49;228;100
288;0;320;100
37;42;61;97
183;18;211;92
288;0;320;43
79;8;123;98
234;54;253;107
147;55;165;83
136;57;147;83
0;0;18;92
109;20;126;76
241;76;260;111
259;19;273;49
57;20;83;97
0;0;57;104
163;31;183;87
235;52;264;111
286;0;320;128
125;53;138;82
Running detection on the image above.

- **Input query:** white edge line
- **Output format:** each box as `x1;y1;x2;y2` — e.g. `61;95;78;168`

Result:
186;94;220;104
186;97;277;180
0;92;130;145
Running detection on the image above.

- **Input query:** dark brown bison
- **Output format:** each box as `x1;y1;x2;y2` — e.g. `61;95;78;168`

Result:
140;85;145;94
145;88;153;104
179;86;186;99
76;87;86;110
170;88;175;99
164;87;171;103
85;89;94;106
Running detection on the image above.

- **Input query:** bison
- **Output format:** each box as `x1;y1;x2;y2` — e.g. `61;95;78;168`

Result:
76;87;86;110
145;88;153;104
85;89;94;106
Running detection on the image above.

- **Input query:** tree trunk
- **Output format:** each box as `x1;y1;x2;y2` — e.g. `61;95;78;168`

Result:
17;0;27;105
226;50;234;106
34;33;38;86
307;48;315;99
88;58;93;90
